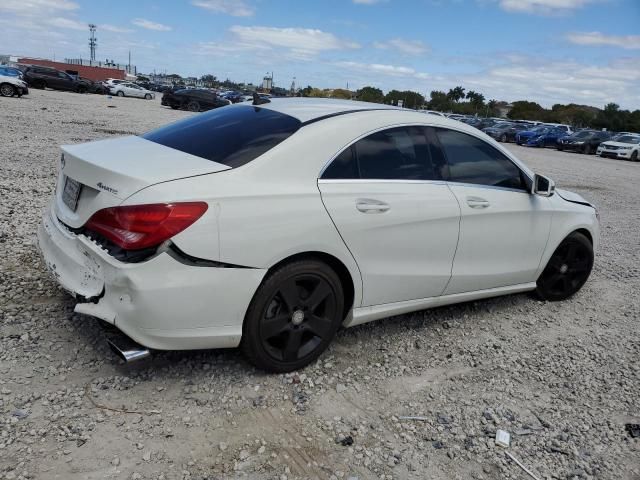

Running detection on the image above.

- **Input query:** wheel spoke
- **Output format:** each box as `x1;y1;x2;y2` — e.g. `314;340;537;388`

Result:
278;279;299;313
547;255;564;272
305;314;333;339
304;281;332;311
570;259;591;273
261;314;290;339
283;329;304;362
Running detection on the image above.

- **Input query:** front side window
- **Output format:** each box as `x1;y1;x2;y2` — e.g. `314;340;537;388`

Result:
322;127;445;181
143;105;301;167
435;128;526;190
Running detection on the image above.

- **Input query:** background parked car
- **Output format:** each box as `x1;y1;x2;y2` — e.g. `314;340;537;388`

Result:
597;134;640;161
109;82;155;99
525;127;568;148
161;88;231;112
0;67;29;97
516;126;550;145
482;122;528;142
557;130;612;154
21;65;85;92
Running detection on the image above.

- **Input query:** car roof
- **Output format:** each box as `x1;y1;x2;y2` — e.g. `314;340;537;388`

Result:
258;98;400;123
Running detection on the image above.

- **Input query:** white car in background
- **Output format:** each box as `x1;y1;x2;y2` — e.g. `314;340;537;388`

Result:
109;82;155;99
0;67;29;97
597;134;640;161
38;98;599;372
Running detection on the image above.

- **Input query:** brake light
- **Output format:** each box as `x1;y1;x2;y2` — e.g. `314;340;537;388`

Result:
84;202;208;250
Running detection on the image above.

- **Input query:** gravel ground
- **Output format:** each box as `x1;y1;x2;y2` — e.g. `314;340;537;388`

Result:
1;89;638;480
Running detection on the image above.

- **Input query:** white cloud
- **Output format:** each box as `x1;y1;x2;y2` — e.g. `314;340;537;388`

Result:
337;61;430;80
46;17;86;30
0;0;78;14
496;0;598;14
100;24;133;33
567;32;640;50
191;0;254;17
131;18;172;31
198;26;360;61
374;38;430;55
442;56;640;109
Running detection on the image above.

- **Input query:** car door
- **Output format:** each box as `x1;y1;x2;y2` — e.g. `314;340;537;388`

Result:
433;127;554;295
55;71;72;90
318;126;461;307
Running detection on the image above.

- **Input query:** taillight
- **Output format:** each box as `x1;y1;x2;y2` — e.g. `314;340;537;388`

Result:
84;202;208;250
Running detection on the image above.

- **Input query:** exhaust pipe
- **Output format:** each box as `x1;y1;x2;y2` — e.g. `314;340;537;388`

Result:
107;338;150;363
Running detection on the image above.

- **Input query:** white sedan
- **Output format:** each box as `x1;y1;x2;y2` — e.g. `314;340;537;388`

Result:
38;98;599;372
109;82;155;99
0;68;29;97
596;134;640;161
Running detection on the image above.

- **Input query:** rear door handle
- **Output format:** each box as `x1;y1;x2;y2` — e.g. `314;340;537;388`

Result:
466;196;490;209
356;199;390;213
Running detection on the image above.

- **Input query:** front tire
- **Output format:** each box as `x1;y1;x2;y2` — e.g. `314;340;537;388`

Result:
117;91;124;97
500;134;507;142
187;100;200;112
144;93;152;100
0;83;16;97
631;151;638;162
241;259;345;372
536;232;593;301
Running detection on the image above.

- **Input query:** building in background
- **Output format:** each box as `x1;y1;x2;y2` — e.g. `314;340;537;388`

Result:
15;57;135;82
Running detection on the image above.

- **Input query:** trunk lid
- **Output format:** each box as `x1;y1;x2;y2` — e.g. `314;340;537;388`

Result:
54;135;230;228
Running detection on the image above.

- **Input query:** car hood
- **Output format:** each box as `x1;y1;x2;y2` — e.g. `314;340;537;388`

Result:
556;188;593;208
0;75;26;86
600;141;638;148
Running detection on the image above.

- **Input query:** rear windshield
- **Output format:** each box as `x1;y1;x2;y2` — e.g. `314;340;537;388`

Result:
143;105;301;167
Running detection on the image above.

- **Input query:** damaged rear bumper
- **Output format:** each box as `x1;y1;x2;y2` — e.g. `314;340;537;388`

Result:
37;206;266;351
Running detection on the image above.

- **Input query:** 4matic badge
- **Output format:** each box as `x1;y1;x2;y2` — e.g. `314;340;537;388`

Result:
96;182;119;195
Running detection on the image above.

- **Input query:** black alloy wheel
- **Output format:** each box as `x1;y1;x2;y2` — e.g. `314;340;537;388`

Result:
187;100;200;112
242;259;344;372
536;232;593;301
0;83;16;97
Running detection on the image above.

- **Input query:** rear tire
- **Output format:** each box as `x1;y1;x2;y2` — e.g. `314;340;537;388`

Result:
144;93;152;100
241;259;345;372
500;134;507;142
0;83;16;97
117;91;124;97
536;232;593;301
33;80;46;89
187;100;200;112
631;151;638;162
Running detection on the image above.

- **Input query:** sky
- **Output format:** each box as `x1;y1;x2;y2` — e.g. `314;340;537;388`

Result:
1;0;639;109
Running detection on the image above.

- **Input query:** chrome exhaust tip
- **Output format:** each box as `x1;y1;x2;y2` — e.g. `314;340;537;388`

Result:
107;338;151;363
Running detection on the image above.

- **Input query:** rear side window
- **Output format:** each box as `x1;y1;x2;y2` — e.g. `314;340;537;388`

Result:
143;105;301;167
322;126;445;181
435;128;526;190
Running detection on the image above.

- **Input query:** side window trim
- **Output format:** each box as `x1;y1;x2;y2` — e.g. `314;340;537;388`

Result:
431;126;532;193
319;123;445;181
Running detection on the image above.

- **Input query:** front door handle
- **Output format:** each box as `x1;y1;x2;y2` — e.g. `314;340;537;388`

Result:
466;196;490;209
356;199;390;213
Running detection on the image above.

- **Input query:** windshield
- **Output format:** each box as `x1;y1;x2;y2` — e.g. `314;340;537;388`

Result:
143;105;301;167
572;131;594;139
614;135;640;144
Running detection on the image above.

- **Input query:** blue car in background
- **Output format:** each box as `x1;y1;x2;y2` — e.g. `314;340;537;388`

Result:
525;127;569;148
515;126;549;145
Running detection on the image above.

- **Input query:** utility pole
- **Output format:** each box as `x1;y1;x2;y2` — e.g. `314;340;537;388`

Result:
88;24;97;63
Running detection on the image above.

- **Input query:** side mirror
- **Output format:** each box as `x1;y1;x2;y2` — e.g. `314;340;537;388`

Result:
532;174;555;197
